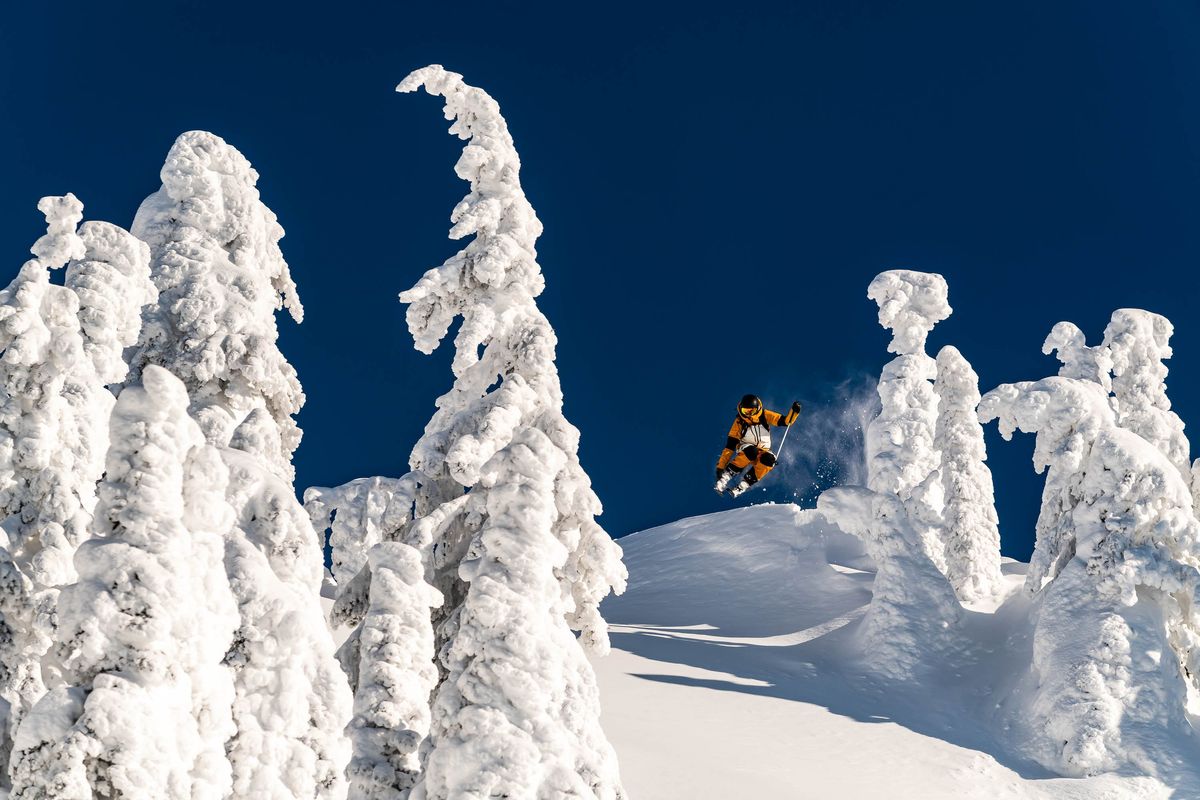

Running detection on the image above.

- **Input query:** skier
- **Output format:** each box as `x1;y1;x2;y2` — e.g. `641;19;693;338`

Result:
714;394;802;498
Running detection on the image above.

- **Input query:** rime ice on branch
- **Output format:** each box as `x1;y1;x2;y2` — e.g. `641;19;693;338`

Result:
865;270;950;572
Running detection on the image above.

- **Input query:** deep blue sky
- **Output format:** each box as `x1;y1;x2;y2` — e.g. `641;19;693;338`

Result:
3;2;1199;559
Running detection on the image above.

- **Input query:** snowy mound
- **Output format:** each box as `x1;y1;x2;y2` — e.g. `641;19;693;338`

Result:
592;504;1198;799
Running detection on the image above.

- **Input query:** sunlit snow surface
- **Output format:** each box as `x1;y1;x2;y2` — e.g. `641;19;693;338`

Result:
592;504;1197;799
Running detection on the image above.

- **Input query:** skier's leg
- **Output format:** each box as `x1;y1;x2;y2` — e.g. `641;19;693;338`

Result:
728;447;764;497
715;450;751;492
749;450;776;484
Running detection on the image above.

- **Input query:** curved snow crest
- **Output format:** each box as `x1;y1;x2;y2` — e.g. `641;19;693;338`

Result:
396;64;544;363
867;270;951;356
129;130;304;475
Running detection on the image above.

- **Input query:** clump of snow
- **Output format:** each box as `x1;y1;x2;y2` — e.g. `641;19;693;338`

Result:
934;346;1002;602
304;64;634;799
1042;321;1113;392
28;195;84;268
866;270;951;356
128;131;352;798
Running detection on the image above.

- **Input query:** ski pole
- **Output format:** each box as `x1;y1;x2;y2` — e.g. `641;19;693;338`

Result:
774;416;793;461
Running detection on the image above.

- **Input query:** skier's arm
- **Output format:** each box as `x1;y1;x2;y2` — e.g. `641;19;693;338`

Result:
717;420;741;468
767;402;803;427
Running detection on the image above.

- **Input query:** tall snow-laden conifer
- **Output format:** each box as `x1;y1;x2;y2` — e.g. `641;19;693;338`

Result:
865;270;950;572
10;366;238;799
0;196;155;786
981;377;1200;776
344;64;627;799
128;130;303;475
127;131;351;798
933;346;1002;602
1101;310;1191;482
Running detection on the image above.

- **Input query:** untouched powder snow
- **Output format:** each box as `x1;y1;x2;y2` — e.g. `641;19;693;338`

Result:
591;504;1198;799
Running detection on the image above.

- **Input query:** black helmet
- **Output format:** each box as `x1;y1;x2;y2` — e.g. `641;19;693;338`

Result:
737;394;763;419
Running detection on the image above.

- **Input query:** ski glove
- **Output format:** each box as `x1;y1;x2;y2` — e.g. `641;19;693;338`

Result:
791;401;803;414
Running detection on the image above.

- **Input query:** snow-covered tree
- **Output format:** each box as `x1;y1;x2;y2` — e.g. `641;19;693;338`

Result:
817;486;961;679
933;345;1002;602
1042;321;1112;391
127;131;351;798
311;65;628;799
980;377;1200;776
865;269;951;572
0;196;155;785
345;542;440;800
1101;310;1191;482
10;365;238;799
128;129;303;477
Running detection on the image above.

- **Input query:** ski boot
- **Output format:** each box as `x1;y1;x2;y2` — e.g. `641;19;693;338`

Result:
714;465;739;494
728;475;756;498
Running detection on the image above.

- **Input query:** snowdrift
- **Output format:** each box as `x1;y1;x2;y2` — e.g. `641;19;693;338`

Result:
592;504;1200;799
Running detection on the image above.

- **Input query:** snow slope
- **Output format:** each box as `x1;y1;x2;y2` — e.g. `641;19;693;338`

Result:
592;504;1196;799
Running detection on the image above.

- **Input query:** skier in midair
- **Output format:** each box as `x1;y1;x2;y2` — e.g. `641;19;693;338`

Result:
714;394;802;497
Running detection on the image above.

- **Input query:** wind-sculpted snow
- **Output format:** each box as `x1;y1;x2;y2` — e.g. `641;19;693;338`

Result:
818;487;961;678
1042;321;1113;392
934;346;1002;602
981;376;1200;776
866;270;951;357
129;130;304;477
10;366;239;799
0;197;155;785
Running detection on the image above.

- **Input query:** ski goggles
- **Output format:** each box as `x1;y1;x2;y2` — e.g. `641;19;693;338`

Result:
739;406;760;417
